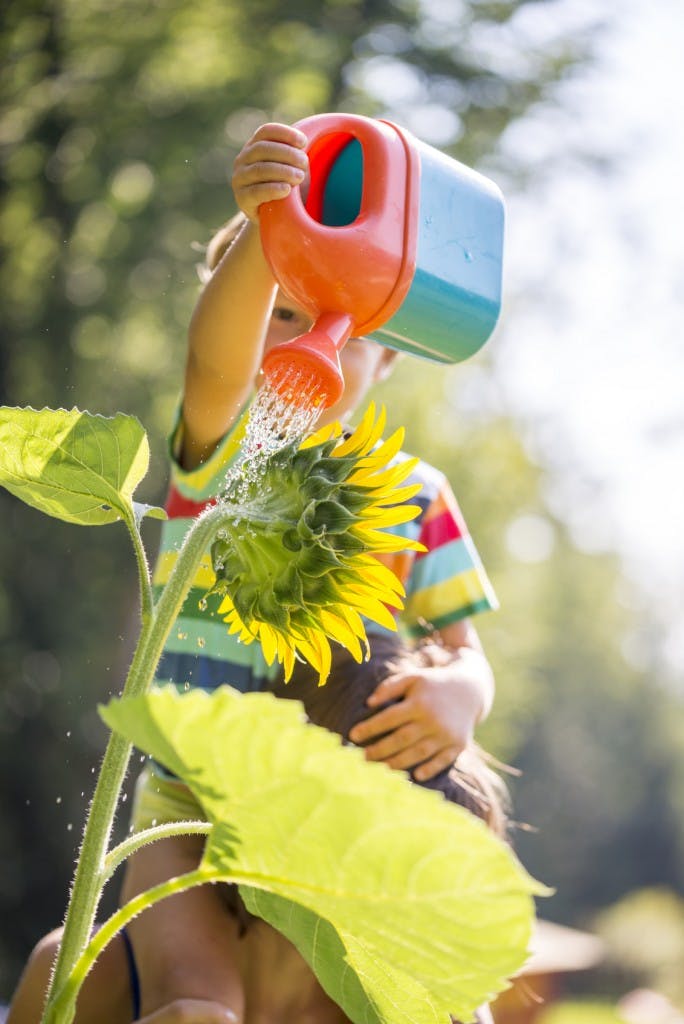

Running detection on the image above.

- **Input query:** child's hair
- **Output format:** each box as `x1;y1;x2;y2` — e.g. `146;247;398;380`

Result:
196;211;248;282
272;632;510;838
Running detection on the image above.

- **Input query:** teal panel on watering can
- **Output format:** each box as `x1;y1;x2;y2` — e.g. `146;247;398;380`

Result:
321;138;363;226
372;140;504;363
320;134;504;364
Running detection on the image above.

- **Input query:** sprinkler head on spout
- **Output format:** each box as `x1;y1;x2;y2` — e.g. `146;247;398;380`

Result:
261;311;353;410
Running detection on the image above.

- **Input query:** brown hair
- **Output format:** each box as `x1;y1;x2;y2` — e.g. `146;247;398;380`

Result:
197;211;248;283
272;631;510;838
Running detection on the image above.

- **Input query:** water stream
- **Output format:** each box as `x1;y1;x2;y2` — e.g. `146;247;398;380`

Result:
220;365;329;504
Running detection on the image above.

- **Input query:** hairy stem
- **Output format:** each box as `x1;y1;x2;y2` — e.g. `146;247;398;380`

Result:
42;503;239;1024
102;821;212;884
45;868;221;1024
126;512;154;626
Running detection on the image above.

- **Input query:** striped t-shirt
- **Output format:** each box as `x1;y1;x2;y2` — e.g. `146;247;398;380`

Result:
153;405;498;694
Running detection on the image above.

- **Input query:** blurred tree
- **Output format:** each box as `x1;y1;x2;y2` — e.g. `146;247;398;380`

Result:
2;0;674;1005
593;887;684;1010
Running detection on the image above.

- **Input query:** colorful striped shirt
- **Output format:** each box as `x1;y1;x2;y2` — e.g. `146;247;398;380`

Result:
152;405;498;694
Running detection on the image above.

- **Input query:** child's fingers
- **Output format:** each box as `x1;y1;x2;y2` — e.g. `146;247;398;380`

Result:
412;745;461;782
240;139;309;171
349;696;416;743
232;180;298;222
235;158;306;189
232;139;308;221
247;122;308;149
355;721;424;762
376;735;446;773
365;671;416;708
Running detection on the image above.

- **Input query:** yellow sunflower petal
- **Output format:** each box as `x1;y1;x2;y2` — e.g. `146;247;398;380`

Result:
276;632;296;681
348;458;420;490
357;425;405;467
334;603;372;646
299;419;342;450
344;591;399;631
296;631;332;686
332;402;380;458
217;595;235;617
352;527;426;553
320;609;365;663
355;556;407;598
365;483;423;506
353;402;387;456
259;623;278;666
359;503;423;528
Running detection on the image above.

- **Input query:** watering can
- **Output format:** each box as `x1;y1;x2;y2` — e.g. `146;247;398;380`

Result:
259;112;505;407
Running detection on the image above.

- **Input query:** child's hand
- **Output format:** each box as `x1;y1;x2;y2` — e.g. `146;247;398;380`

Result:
232;123;309;223
348;650;490;782
139;998;237;1023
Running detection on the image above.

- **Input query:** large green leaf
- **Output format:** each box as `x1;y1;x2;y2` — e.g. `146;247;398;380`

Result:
0;406;165;526
102;687;545;1023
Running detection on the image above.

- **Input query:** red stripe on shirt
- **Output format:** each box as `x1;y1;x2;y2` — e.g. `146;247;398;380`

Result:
166;485;215;520
416;508;463;559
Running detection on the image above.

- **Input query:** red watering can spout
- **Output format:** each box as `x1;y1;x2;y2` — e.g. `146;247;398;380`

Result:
261;312;353;408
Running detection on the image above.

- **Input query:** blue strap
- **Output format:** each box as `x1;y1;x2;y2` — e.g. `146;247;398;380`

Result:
120;927;141;1021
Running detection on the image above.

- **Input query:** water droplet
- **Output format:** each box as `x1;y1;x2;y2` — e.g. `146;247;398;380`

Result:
66;730;71;738
198;597;208;612
56;796;62;804
197;637;206;649
183;681;190;691
67;823;73;831
177;631;188;640
464;249;474;262
121;793;128;802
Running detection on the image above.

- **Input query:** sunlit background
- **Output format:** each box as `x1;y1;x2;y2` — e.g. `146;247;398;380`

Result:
1;0;682;1019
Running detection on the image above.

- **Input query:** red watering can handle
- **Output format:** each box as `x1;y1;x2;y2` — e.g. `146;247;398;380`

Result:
281;113;403;236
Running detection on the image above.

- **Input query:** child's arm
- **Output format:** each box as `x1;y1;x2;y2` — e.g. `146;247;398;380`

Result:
181;123;309;470
348;618;494;781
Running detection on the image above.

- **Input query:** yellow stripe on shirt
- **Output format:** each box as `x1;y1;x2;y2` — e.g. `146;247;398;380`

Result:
404;568;495;626
152;549;216;591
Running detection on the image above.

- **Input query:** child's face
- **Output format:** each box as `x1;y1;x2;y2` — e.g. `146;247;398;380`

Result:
263;291;397;425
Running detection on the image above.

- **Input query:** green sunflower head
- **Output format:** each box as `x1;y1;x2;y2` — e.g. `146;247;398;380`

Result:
208;403;425;684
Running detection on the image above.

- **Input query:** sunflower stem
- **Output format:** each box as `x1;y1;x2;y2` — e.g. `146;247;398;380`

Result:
102;821;213;884
41;502;243;1024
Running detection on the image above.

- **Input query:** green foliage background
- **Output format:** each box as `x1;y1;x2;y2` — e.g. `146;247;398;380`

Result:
1;0;683;1006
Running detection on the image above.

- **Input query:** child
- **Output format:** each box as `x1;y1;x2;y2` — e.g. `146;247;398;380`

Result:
119;122;501;1023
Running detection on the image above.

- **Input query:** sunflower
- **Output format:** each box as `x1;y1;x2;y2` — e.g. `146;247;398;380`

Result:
208;402;425;684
